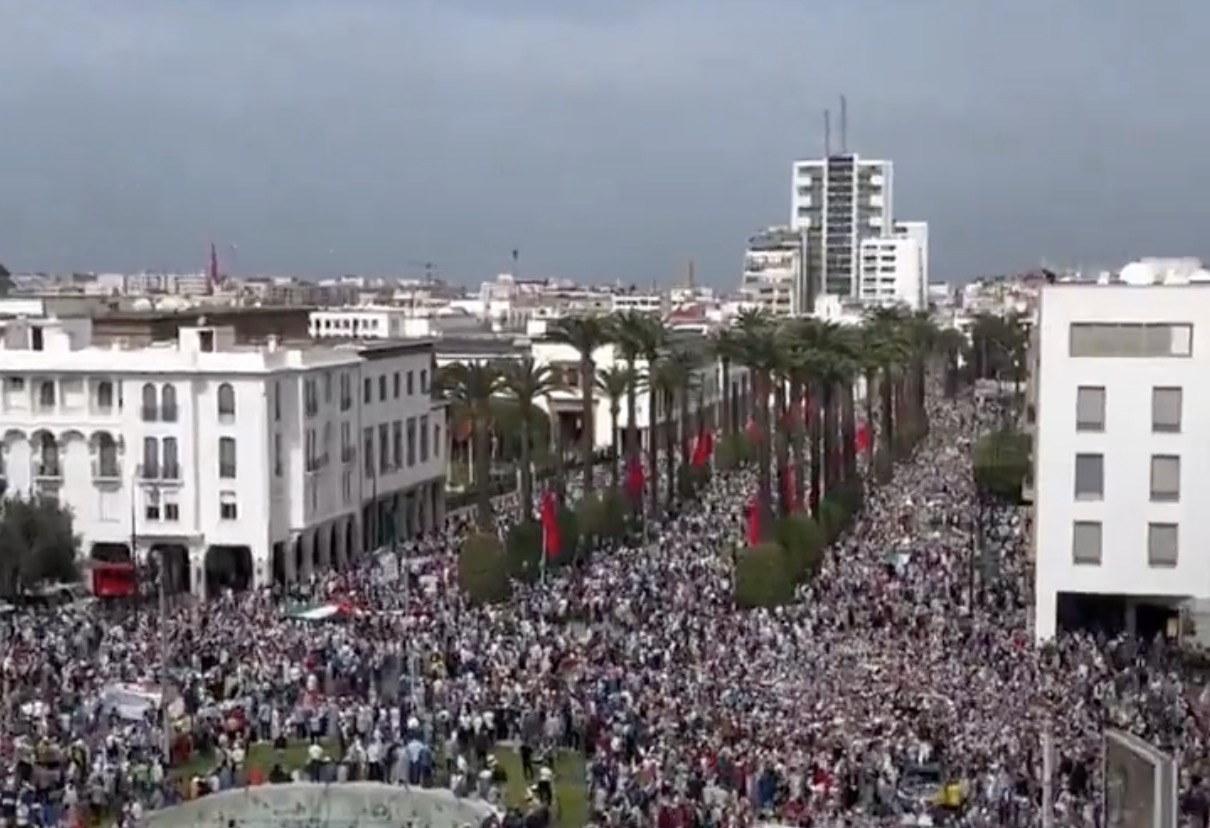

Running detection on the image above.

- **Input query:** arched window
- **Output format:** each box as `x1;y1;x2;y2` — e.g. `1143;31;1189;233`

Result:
38;381;56;411
160;385;178;422
141;383;158;422
217;383;236;421
142;437;160;479
95;433;120;478
96;381;114;412
162;437;180;479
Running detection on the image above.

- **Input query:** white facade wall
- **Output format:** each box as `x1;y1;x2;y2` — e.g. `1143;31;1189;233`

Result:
0;319;444;592
857;236;925;310
893;220;929;294
310;308;410;340
1033;284;1210;640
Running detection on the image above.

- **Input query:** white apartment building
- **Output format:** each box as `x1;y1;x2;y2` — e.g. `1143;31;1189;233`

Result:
893;220;929;290
857;236;925;310
738;227;809;317
0;318;445;597
1032;283;1206;641
310;306;412;340
790;154;893;298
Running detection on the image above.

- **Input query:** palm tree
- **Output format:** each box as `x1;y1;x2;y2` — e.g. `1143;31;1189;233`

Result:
547;315;615;496
708;327;741;437
732;310;779;540
438;362;502;530
595;365;639;489
863;310;909;475
612;312;667;510
662;347;701;501
498;356;558;518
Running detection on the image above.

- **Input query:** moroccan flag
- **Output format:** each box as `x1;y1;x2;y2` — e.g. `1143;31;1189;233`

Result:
625;456;645;500
540;490;560;559
855;421;871;453
691;429;714;467
746;496;762;546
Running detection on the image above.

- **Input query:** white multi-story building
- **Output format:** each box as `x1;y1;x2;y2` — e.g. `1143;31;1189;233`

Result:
0;317;446;596
790;154;893;299
738;227;809;317
893;220;929;291
1032;283;1205;641
310;306;412;340
857;236;925;310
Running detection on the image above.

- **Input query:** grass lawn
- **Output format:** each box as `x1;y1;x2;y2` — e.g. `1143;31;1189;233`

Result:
171;740;334;780
490;746;589;828
170;740;591;828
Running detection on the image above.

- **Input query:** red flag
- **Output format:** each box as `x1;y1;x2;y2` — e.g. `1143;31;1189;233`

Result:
691;429;715;468
855;421;870;453
540;490;560;559
745;419;762;443
625;456;645;499
746;496;761;545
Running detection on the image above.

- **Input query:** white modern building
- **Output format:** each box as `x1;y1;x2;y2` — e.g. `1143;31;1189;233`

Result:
857;236;925;310
893;220;930;292
1032;282;1207;641
738;226;809;316
790;154;893;298
0;317;446;596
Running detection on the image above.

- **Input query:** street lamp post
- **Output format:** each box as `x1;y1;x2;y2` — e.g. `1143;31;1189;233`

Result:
133;466;173;760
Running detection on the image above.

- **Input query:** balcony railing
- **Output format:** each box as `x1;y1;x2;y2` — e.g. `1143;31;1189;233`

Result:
92;460;121;481
33;461;62;480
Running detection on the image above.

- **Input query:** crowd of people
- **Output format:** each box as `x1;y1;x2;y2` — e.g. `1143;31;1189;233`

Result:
1;389;1208;828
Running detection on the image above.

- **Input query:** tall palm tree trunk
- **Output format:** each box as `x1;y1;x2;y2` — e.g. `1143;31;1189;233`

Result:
519;414;534;518
754;372;774;539
473;419;493;531
840;382;858;485
664;392;677;509
579;355;596;495
609;406;621;488
646;387;660;516
863;369;877;468
790;380;807;510
822;385;838;495
678;392;692;496
720;359;732;436
774;383;790;517
808;383;824;515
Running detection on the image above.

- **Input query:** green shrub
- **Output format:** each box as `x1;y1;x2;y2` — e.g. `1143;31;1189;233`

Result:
505;520;543;583
458;533;511;604
676;465;711;500
549;506;581;568
716;434;751;471
774;514;824;583
817;496;849;543
973;429;1030;503
734;543;795;608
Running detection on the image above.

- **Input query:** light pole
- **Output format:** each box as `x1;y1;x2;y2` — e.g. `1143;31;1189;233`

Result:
133;466;172;760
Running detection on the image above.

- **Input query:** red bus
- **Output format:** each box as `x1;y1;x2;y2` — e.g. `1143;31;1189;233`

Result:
91;562;137;599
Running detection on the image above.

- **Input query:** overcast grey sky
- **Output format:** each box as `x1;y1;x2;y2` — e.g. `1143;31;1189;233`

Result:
0;0;1204;287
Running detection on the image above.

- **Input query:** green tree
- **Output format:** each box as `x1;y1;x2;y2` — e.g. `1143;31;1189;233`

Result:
595;365;640;489
709;327;742;438
499;356;558;518
734;543;795;608
505;520;543;583
0;494;81;596
969;312;1028;383
611;312;667;514
458;533;511;604
973;429;1030;503
547;315;615;497
732;310;780;541
774;514;825;583
439;362;503;530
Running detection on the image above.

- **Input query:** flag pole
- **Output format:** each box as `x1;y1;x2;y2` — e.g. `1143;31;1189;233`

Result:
540;505;547;584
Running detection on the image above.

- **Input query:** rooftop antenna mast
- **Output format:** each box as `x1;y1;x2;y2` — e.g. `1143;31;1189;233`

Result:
823;109;832;157
839;95;848;154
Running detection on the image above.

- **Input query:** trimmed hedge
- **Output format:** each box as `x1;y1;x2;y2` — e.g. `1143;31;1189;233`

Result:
505;520;543;583
973;429;1030;503
775;514;825;583
734;543;795;609
716;434;753;471
458;533;512;604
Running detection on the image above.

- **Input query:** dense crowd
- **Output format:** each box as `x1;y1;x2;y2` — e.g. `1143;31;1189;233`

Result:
1;389;1208;828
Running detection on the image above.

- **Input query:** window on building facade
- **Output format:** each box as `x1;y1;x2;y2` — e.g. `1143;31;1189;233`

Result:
141;384;158;422
419;415;429;462
364;428;374;479
364;378;372;404
160;385;178;422
1149;455;1181;502
1147;523;1179;567
1151;387;1182;433
406;418;416;467
393;372;401;399
95;381;115;412
379;375;387;402
1068;322;1192;358
162;437;180;479
1074;454;1104;501
220;491;238;520
1075;386;1106;431
219;437;237;478
407;371;414;395
1071;521;1102;565
217;383;236;421
378;424;390;474
142;437;159;479
392;421;403;469
37;381;55;411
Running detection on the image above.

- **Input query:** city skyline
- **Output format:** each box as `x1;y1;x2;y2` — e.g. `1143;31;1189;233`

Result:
0;0;1206;287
